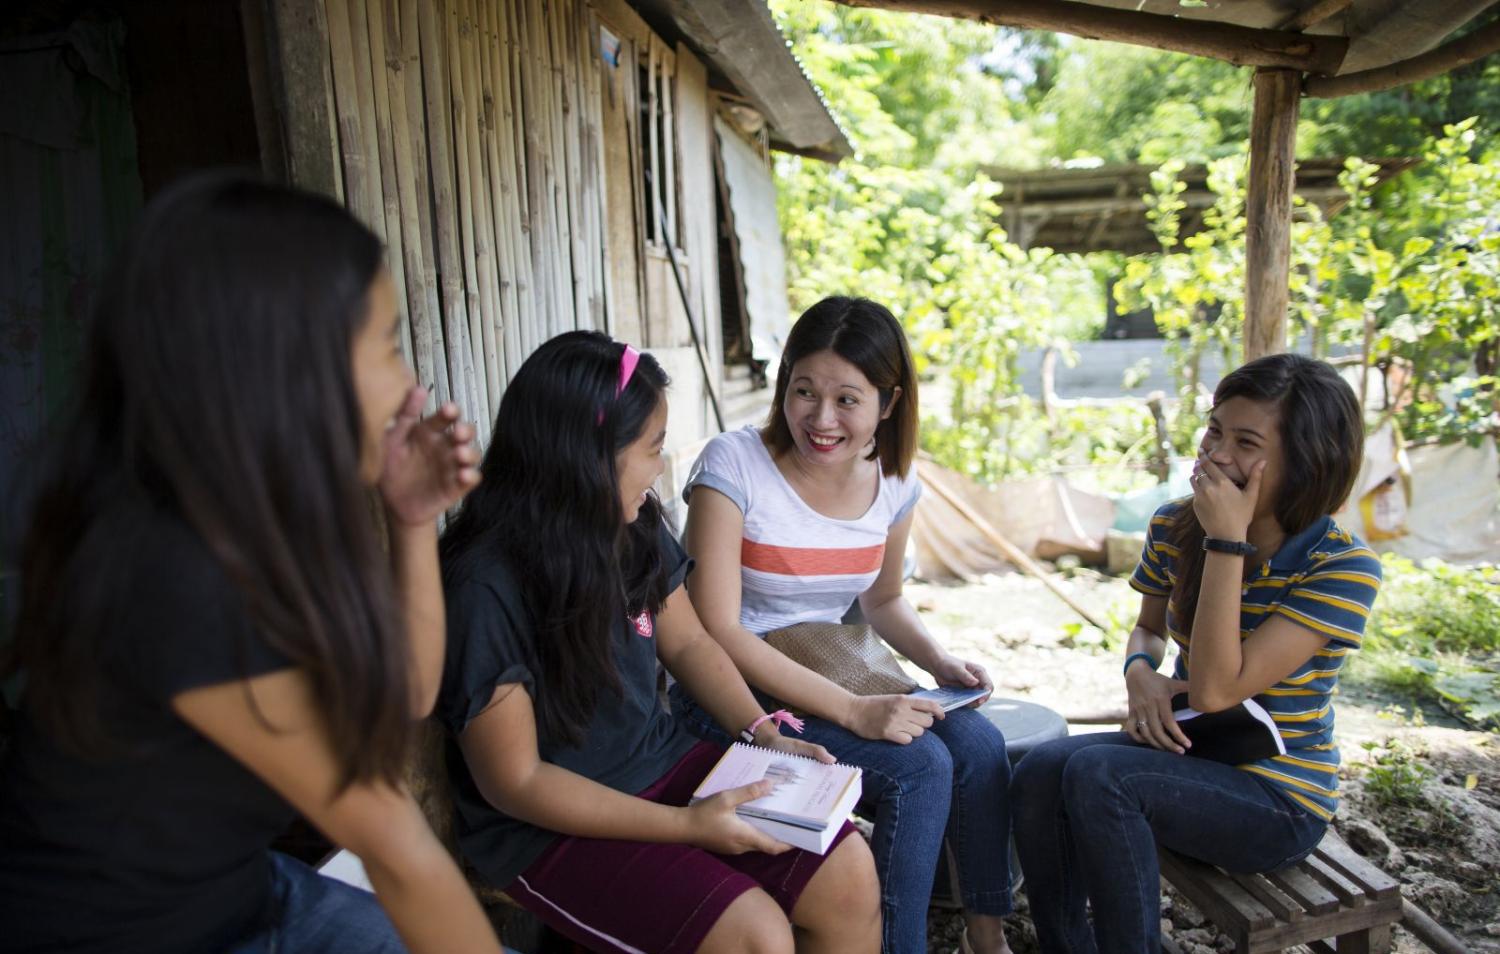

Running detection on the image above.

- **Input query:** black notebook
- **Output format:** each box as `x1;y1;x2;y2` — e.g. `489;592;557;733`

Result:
1170;693;1287;764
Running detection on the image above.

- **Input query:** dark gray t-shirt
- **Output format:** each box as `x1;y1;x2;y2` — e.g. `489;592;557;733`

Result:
0;506;295;953
436;523;698;887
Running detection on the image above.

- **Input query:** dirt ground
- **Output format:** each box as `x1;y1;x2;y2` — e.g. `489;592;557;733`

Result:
905;567;1500;954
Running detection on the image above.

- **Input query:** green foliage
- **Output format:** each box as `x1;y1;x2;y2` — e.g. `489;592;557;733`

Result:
1059;589;1140;654
1116;121;1500;447
770;0;1101;482
1038;45;1251;166
1358;737;1435;810
1354;555;1500;730
770;6;1499;482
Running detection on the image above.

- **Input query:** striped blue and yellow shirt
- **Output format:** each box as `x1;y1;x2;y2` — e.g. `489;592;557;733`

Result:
1129;501;1381;821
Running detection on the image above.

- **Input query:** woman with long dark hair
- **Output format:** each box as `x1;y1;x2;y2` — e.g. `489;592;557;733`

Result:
670;296;1016;954
436;330;881;954
0;175;502;953
1011;353;1381;954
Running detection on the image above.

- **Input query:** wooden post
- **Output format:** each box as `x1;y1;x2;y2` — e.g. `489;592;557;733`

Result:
263;0;340;196
1244;68;1300;361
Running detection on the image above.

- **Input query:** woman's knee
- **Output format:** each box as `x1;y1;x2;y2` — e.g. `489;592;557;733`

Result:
943;710;1011;784
698;888;794;954
1011;736;1074;798
791;835;881;940
1057;744;1131;810
894;731;955;792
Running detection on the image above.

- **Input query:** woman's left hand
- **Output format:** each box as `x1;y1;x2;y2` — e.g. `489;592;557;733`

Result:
379;386;481;527
1192;456;1265;541
928;654;993;707
758;732;836;764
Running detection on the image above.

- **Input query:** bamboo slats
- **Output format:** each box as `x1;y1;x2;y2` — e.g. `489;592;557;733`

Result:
317;0;716;444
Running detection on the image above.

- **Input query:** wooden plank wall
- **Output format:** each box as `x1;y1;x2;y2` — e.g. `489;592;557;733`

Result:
317;0;721;441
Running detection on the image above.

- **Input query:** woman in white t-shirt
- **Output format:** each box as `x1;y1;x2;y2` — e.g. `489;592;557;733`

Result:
671;297;1015;954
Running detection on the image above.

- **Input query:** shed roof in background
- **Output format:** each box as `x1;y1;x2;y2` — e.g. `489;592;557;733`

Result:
1068;0;1496;73
632;0;853;160
985;157;1418;255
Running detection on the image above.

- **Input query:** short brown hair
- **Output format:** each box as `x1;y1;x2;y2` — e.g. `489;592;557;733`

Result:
1169;352;1365;631
763;296;919;478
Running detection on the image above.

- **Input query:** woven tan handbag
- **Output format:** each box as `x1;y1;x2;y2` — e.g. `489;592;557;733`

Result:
763;622;919;697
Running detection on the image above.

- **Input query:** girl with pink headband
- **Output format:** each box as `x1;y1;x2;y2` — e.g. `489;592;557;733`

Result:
434;331;881;954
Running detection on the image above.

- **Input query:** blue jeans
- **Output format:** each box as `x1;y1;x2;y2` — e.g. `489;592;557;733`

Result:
229;852;406;953
1010;732;1326;954
671;685;1014;953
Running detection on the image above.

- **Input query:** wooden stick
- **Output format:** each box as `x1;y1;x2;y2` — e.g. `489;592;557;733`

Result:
1401;898;1470;954
517;0;555;344
1305;18;1500;98
359;0;416;367
489;0;527;380
344;0;393;245
920;463;1111;632
578;1;609;329
418;0;484;443
557;0;590;326
832;0;1348;74
1244;68;1300;361
538;0;574;335
477;0;519;387
460;0;503;418
451;0;500;422
393;0;450;407
325;0;377;227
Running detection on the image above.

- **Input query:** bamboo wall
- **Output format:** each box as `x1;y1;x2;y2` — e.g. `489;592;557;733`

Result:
319;0;724;444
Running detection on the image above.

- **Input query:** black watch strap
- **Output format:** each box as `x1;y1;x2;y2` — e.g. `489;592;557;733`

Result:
1202;536;1256;556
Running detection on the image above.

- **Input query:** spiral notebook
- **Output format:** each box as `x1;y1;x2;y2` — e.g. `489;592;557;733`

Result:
690;742;863;855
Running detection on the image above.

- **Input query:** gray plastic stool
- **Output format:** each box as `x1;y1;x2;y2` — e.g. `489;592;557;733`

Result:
930;697;1068;909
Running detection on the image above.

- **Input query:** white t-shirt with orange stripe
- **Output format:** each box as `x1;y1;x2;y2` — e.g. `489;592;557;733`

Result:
682;426;922;636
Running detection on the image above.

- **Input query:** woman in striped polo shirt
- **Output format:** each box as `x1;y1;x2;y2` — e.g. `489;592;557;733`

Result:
1011;352;1381;954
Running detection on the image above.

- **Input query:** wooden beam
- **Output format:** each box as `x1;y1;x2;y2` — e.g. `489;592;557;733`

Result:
1278;0;1353;33
833;0;1348;74
263;0;341;195
1244;68;1300;362
1305;18;1500;98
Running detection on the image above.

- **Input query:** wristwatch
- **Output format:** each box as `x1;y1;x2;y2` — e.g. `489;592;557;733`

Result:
1202;537;1256;556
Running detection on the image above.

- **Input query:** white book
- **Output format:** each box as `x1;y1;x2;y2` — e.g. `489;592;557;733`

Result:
691;742;863;855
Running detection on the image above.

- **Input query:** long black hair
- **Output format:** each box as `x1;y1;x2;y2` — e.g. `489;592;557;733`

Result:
5;173;412;786
763;296;919;478
440;331;673;748
1170;352;1364;631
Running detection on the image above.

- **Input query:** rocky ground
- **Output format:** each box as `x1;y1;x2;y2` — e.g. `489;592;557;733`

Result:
906;567;1499;954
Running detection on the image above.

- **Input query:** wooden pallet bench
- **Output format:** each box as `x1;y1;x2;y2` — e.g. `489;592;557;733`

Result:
1160;830;1403;954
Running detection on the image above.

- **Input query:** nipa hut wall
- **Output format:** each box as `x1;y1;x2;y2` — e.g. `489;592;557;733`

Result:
318;0;723;445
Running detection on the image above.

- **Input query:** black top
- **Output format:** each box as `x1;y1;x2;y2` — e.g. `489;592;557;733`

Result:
436;522;699;887
0;506;295;953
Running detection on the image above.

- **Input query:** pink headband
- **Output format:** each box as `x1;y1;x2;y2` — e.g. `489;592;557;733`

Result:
598;343;641;425
616;344;640;399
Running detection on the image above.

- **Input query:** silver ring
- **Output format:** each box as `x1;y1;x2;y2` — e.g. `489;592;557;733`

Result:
1136;720;1147;728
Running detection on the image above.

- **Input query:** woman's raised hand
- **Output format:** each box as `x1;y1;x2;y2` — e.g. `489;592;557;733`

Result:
1191;456;1266;540
378;386;481;527
847;694;944;745
1123;665;1192;754
683;780;792;855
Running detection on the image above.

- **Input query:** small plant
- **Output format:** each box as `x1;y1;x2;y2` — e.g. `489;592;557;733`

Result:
1359;737;1432;810
1058;592;1140;654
